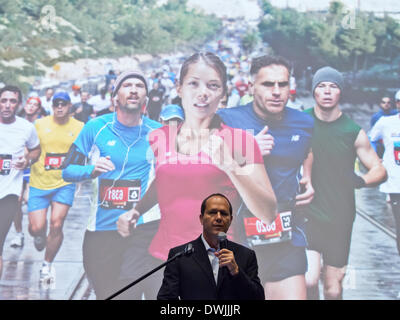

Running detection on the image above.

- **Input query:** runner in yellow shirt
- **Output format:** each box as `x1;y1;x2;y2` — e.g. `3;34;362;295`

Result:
28;92;84;284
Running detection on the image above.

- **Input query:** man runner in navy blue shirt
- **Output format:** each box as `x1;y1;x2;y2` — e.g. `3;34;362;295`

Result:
218;55;314;299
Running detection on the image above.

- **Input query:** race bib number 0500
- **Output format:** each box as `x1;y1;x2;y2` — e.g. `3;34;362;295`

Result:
244;211;292;246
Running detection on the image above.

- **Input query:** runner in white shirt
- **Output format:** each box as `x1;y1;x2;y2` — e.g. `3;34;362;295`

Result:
69;85;82;105
369;99;400;255
40;88;54;115
286;89;304;111
88;87;111;113
0;85;40;278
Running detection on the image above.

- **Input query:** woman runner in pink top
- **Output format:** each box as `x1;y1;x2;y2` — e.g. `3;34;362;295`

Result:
117;52;277;261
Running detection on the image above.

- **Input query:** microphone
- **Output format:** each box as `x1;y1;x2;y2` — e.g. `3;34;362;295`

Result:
174;243;194;259
106;242;193;299
184;243;194;255
217;232;228;250
217;232;229;278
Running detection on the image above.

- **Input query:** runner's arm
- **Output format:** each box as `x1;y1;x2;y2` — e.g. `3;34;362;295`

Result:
134;178;158;215
226;163;277;225
354;129;387;187
117;178;158;237
368;121;382;154
204;134;276;224
24;123;41;168
24;145;41;168
296;149;314;206
14;145;41;170
368;117;383;150
27;145;41;164
62;144;95;182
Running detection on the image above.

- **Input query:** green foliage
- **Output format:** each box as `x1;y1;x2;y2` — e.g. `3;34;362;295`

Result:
258;5;316;71
258;0;400;73
259;0;274;15
241;30;261;54
0;0;221;91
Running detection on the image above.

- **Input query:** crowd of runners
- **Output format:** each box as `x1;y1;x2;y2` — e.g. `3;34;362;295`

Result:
0;22;399;300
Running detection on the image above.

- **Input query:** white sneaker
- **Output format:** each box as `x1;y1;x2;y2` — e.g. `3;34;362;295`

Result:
10;233;24;248
39;264;55;285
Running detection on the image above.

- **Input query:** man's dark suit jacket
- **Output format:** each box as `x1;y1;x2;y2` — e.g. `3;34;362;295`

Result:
157;235;265;300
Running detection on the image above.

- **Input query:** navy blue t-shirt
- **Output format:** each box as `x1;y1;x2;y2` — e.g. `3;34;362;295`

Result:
218;103;314;246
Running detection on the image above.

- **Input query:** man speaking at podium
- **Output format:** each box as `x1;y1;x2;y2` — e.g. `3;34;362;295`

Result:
157;193;265;300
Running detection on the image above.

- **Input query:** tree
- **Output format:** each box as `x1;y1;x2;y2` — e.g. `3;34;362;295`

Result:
336;13;376;71
257;0;398;74
241;30;260;54
0;0;221;93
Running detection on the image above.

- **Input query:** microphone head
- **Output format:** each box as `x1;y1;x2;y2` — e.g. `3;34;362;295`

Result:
184;243;194;255
217;232;227;242
217;232;228;250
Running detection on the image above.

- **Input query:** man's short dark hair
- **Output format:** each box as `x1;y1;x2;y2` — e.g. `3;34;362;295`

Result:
379;96;391;105
0;85;22;104
250;55;292;77
200;193;233;216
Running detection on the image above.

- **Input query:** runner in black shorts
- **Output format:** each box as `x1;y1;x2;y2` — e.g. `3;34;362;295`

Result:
306;218;354;268
218;55;315;299
62;70;162;299
304;67;387;300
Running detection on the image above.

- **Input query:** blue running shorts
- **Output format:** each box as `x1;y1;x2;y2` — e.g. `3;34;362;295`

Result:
28;184;76;212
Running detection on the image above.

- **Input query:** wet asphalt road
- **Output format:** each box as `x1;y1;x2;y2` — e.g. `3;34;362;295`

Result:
0;180;92;300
